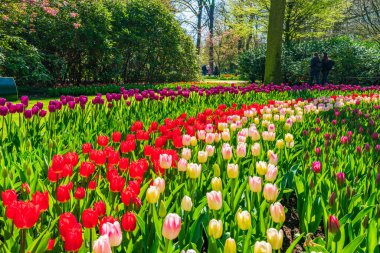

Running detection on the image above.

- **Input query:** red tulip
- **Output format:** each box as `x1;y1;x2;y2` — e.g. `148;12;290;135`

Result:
328;215;340;234
119;158;129;172
121;212;136;232
64;152;79;167
56;184;71;203
47;168;59;182
82;208;98;228
108;151;120;165
8;200;40;229
62;164;73;178
79;162;95;178
88;180;97;190
47;238;55;251
1;189;17;206
121;187;136;206
82;143;92;154
109;175;125;192
120;140;135;153
62;222;83;251
51;155;65;174
32;191;49;213
112;132;122;143
97;135;109;147
74;187;86;200
94;200;106;217
59;212;77;236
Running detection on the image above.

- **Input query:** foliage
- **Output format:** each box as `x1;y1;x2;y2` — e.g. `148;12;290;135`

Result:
239;37;380;84
0;0;198;86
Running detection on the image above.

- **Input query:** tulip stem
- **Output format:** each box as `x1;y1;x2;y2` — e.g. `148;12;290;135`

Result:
20;229;26;253
90;228;93;253
164;238;170;253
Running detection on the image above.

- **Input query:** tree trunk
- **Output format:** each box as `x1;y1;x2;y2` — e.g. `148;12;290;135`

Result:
264;0;286;84
208;0;215;72
196;1;203;56
284;1;293;44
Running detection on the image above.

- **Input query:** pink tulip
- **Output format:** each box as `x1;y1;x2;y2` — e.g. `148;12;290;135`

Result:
93;235;112;253
101;221;122;247
182;135;191;146
206;191;223;210
153;177;165;193
162;213;181;240
263;184;278;202
222;144;233;160
249;176;262;192
265;164;278;182
159;154;172;169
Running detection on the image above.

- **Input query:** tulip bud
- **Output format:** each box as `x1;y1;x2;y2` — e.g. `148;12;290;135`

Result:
329;192;336;206
254;241;272;253
190;136;197;146
146;186;159;204
249;176;262;192
181;148;191;160
362;215;369;229
181;196;193;212
153;177;165;193
265;164;278;182
159;200;167;218
177;158;188;172
276;139;285;149
270;202;285;223
198;151;208;163
236;142;247;158
224;238;236;253
187;163;202;179
328;215;340;234
206;191;222;210
251;143;260;156
162;213;181;240
266;228;284;250
206;145;215;157
336;172;346;187
256;161;268;176
2;167;7;178
263;183;278;202
312;161;321;173
211;177;222;191
236;209;251;230
227;164;239;179
222;144;233;160
208;219;223;239
213;164;220;177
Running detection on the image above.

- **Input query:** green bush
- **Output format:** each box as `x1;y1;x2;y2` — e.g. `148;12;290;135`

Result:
239;37;380;84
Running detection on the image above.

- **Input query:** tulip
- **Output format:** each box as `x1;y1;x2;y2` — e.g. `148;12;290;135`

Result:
153;177;165;193
222;144;233;160
94;201;106;217
251;143;260;156
162;213;181;240
93;235;112;253
256;161;268;176
121;212;137;232
177;158;188;172
221;131;230;142
224;238;236;253
269;153;278;165
336;172;346;187
197;130;206;140
190;136;197;146
198;151;208;163
206;145;215;157
206;191;223;210
181;195;193;212
101;221;122;247
182;135;191;146
285;133;294;143
236;210;251;230
205;133;215;144
2;189;17;206
312;161;321;173
211;177;222;191
208;219;223;239
159;154;172;169
263;183;278;202
328;215;340;234
249;176;262;192
329;192;336;206
187;163;202;179
236;142;247;158
82;208;98;228
181;148;192;160
227;164;239;179
267;228;284;250
270;202;285;223
265;164;278;182
276;139;285;149
254;241;272;253
146;186;160;204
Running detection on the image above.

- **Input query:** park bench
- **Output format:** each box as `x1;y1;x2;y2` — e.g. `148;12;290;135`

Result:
0;77;18;100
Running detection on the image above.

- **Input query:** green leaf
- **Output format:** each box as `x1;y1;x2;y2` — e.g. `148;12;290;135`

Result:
342;234;366;253
285;233;304;253
165;183;185;208
351;206;375;226
367;219;379;253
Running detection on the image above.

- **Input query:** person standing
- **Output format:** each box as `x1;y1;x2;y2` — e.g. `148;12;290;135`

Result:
309;53;321;85
321;53;334;85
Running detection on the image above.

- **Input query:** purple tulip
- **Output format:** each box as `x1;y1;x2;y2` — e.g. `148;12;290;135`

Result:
0;106;8;116
24;110;32;119
39;110;47;117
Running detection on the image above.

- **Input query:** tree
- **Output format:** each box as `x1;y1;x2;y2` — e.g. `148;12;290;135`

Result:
204;0;216;72
264;0;286;84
